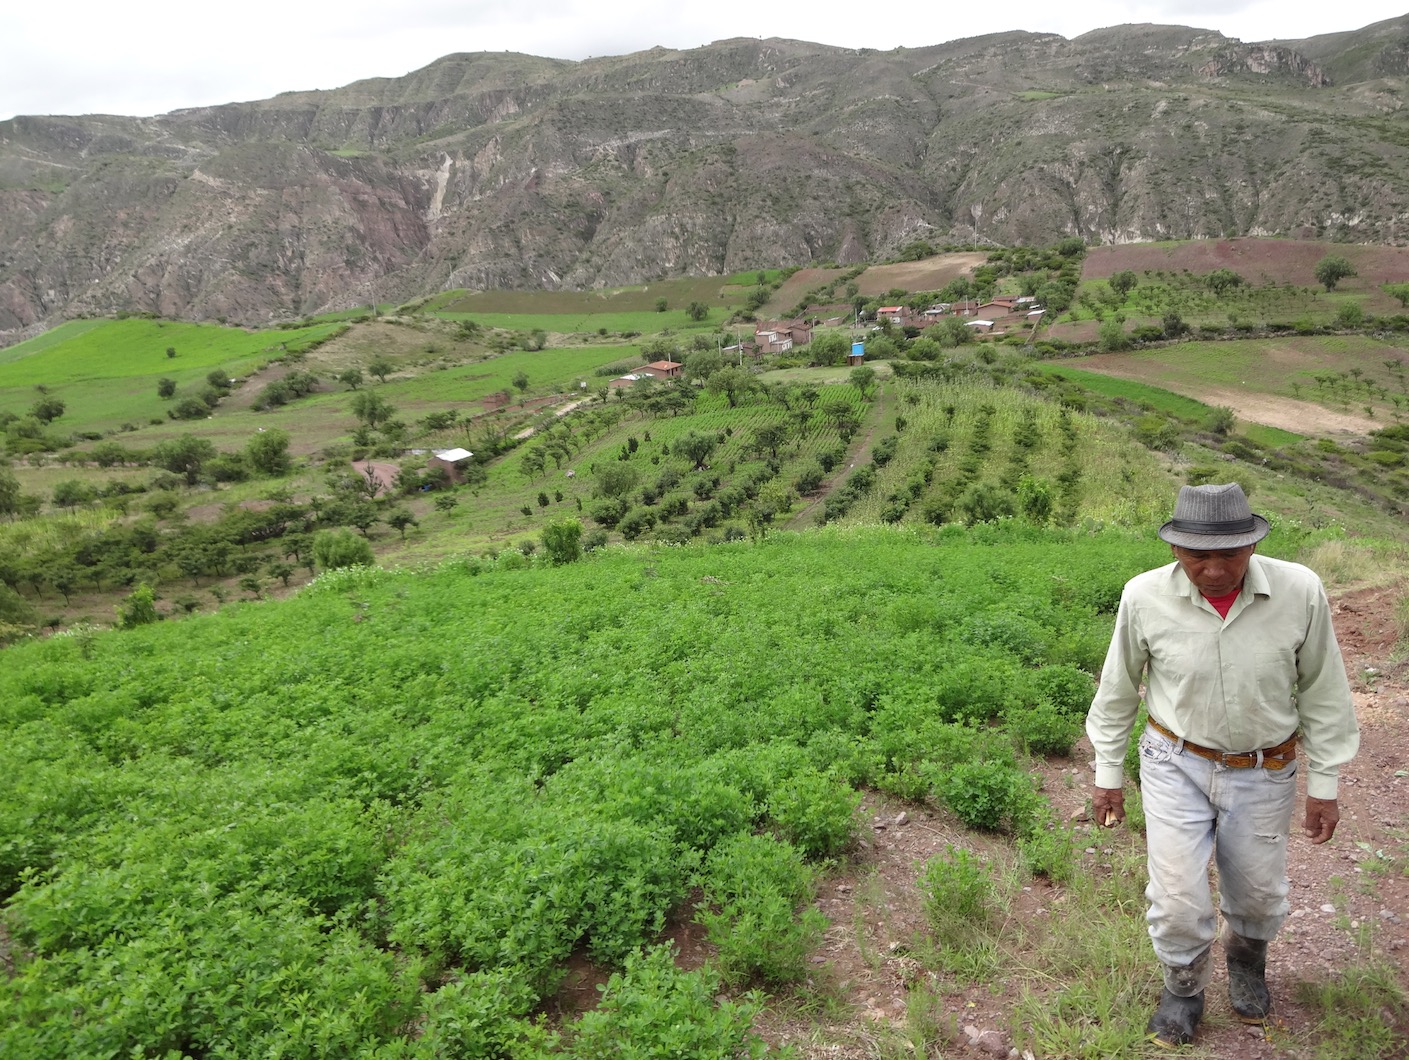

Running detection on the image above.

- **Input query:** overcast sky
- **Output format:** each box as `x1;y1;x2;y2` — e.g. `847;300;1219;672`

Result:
3;1;1404;122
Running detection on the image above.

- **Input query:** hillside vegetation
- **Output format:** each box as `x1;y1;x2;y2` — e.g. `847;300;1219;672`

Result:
5;240;1409;637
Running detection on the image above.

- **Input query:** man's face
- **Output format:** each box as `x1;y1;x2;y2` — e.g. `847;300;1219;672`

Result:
1172;544;1255;597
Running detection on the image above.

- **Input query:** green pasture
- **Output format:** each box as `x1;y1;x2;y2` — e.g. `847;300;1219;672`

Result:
0;319;107;366
1054;335;1409;401
386;345;643;403
1030;364;1219;419
428;275;743;318
435;309;725;335
0;319;343;388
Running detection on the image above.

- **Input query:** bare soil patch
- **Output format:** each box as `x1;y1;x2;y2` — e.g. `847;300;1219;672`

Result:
1071;353;1378;438
1084;238;1409;290
1194;388;1378;438
770;268;850;315
858;255;988;297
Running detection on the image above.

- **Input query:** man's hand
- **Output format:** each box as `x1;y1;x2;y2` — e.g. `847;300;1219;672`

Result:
1304;797;1340;844
1093;785;1125;828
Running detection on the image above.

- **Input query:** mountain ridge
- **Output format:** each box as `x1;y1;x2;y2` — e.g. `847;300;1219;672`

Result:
3;17;1409;341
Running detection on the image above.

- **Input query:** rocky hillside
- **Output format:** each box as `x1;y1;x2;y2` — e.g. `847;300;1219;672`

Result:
2;16;1408;340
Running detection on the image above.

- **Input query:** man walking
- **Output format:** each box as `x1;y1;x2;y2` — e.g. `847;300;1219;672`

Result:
1086;483;1359;1047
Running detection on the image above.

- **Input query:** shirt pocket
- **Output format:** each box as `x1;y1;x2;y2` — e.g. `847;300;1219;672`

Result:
1248;648;1297;727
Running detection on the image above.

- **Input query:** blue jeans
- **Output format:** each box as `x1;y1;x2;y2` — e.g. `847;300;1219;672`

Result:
1138;725;1298;995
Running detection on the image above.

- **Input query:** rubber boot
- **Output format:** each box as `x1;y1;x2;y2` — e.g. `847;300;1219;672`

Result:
1225;932;1272;1022
1147;988;1205;1048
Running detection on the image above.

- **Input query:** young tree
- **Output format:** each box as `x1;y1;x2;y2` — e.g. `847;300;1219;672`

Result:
541;517;583;565
157;377;178;399
245;429;292;476
1098;319;1132;352
29;396;65;424
350;391;395;428
751;422;790;460
0;466;23;519
117;584;160;628
686;301;709;321
706;366;755;408
1206;268;1244;296
386;509;418;539
654;297;669;312
684;348;724;381
512;369;531;396
51;479;95;510
1314;255;1356;292
849;365;877;396
338;367;364;390
1109;270;1138;298
808;331;849;367
595;462;639;499
154;435;217;486
676;430;718;470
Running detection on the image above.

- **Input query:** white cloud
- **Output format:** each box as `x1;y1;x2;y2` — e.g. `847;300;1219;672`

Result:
1;0;1402;120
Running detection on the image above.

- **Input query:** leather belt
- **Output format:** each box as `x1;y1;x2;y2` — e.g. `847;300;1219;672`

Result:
1145;716;1297;771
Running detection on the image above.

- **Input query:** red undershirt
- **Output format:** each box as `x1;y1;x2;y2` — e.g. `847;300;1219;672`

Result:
1202;587;1241;618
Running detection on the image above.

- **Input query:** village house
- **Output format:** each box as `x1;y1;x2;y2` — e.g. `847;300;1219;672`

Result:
753;320;813;354
429;447;474;483
637;359;683;380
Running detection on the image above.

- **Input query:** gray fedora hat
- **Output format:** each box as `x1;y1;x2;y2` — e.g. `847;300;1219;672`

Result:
1157;482;1269;549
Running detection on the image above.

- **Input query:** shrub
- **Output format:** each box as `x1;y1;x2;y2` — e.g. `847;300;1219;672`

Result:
765;771;860;858
1016;804;1079;884
919;846;993;941
618;507;657;541
417;971;544;1058
313;529;375;571
541;518;583;565
564;946;769;1059
696;834;826;988
935;759;1034;832
116;584;160;628
1006;701;1084;756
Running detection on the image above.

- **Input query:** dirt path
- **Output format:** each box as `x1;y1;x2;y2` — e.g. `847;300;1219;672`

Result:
750;584;1409;1058
783;380;893;531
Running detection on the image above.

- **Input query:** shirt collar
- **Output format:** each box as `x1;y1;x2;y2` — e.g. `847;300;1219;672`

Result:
1166;553;1271;601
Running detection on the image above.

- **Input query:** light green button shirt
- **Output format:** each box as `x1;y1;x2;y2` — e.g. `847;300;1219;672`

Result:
1086;553;1358;800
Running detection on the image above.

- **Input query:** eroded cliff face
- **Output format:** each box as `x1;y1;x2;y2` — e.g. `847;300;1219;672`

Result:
2;18;1407;340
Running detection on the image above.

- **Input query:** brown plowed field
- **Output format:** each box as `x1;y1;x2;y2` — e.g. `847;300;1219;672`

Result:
1084;238;1409;288
857;254;988;296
